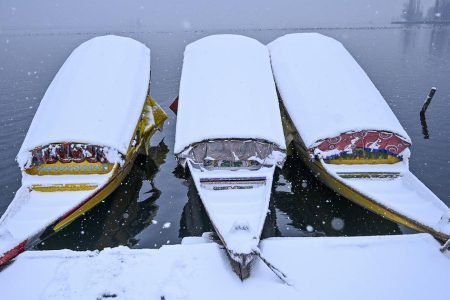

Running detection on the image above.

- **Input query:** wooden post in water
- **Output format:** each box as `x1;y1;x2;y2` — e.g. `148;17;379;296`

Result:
420;87;437;115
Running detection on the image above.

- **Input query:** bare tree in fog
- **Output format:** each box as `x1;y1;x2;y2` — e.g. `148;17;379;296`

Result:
402;0;424;21
427;0;450;20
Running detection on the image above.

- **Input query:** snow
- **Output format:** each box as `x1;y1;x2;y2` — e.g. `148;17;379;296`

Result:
17;35;151;167
0;181;107;256
190;164;275;256
325;162;450;236
268;33;411;149
1;234;449;300
331;217;345;231
174;34;286;154
0;168;112;258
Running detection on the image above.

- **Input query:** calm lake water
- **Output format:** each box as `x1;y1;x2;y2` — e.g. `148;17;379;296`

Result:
0;20;449;250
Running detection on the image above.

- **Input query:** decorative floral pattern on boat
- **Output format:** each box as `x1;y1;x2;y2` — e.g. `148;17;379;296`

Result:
309;130;411;163
22;143;124;175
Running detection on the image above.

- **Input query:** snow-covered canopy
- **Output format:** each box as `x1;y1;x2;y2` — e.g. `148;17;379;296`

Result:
17;35;151;167
268;33;411;149
174;35;286;154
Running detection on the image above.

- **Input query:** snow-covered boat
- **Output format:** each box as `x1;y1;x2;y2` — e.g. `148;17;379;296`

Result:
0;35;167;266
269;33;450;243
174;35;286;276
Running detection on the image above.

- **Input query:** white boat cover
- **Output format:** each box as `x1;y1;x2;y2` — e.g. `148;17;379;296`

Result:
268;33;411;149
174;34;286;154
17;35;150;168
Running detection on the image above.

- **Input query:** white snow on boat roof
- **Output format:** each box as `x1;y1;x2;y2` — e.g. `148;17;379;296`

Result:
174;35;286;154
268;33;411;149
18;35;150;161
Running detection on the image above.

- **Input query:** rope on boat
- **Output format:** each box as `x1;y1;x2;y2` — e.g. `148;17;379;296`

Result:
440;238;450;252
252;249;292;286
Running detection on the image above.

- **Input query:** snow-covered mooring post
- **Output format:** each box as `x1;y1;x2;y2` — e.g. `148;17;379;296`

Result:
420;87;437;115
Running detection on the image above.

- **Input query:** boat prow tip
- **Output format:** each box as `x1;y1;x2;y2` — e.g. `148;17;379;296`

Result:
0;239;28;268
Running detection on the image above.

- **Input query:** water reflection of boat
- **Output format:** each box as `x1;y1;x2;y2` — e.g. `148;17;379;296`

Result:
179;177;214;238
275;145;402;237
269;33;450;243
174;35;286;278
0;36;167;266
37;140;169;250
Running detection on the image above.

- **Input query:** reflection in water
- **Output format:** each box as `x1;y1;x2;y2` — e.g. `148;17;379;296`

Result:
401;26;419;54
401;11;449;56
37;139;169;250
429;25;449;56
178;177;213;238
262;189;282;239
273;145;402;237
420;113;431;139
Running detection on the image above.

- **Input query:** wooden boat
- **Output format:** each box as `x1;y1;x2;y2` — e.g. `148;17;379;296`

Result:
268;33;450;244
174;35;286;277
0;35;167;266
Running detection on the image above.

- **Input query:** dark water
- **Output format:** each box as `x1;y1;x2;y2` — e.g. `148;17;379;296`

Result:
1;17;449;250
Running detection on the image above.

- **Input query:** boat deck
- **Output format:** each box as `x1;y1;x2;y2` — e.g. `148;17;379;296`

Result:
0;186;97;256
327;164;450;226
189;165;276;256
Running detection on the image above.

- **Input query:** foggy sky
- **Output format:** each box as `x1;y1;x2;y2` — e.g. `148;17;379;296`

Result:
0;0;436;34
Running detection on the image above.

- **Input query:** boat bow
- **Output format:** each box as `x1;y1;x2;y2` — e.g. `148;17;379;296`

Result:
0;184;103;264
189;162;276;263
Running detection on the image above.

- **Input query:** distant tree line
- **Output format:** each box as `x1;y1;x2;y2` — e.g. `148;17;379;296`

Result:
402;0;450;22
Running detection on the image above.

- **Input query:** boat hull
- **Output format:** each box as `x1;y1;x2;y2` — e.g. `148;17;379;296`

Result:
280;103;450;242
0;97;167;267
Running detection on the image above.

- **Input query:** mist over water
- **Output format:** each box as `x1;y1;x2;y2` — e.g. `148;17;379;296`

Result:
0;0;410;33
0;0;449;250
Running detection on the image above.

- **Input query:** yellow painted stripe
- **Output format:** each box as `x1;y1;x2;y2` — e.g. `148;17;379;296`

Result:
327;155;400;165
31;183;98;192
26;161;113;176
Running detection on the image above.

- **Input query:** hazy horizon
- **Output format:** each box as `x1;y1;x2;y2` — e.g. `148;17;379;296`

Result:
0;0;440;34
